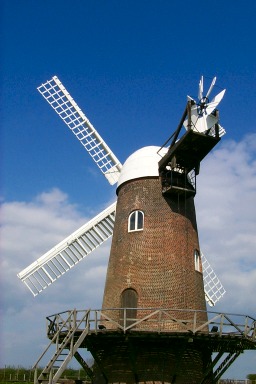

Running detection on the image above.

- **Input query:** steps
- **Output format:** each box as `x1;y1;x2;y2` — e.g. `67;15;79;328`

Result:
34;310;92;384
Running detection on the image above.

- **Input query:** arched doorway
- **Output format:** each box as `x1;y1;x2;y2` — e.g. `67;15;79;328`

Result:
120;288;138;327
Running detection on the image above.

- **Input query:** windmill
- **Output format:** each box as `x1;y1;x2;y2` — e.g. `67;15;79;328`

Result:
17;75;225;307
17;76;256;383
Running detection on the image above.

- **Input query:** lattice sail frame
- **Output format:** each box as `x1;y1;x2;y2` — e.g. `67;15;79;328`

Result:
17;203;116;296
37;76;122;185
201;252;226;306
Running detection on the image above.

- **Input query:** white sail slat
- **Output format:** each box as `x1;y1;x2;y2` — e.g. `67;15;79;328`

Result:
17;203;116;296
201;252;226;306
37;76;122;185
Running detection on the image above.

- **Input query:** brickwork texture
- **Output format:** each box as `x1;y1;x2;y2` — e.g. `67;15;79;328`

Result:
102;177;207;326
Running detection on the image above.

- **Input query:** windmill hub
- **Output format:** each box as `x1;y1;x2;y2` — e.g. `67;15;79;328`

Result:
198;96;209;114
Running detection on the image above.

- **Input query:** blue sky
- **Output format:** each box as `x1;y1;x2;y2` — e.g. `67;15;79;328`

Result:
1;0;256;379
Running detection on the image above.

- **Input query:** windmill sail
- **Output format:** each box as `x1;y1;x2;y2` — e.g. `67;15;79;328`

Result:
37;76;122;185
201;252;226;306
17;203;116;296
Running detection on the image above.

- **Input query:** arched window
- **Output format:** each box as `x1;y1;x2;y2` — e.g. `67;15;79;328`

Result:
128;210;144;232
120;288;138;326
194;249;201;272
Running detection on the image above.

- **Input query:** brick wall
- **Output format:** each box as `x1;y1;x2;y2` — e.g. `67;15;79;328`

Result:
102;177;207;326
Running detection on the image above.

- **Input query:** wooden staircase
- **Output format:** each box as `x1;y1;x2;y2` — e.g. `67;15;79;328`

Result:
33;310;92;384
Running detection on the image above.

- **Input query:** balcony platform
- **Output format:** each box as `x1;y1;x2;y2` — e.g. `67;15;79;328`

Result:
34;308;256;384
159;129;220;173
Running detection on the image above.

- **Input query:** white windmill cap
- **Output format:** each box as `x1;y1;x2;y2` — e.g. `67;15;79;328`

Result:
117;146;168;189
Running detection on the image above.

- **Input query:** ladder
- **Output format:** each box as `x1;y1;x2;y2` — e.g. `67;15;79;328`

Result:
34;310;92;384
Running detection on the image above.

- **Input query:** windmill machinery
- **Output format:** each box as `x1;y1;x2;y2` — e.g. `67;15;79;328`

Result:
17;75;225;307
184;75;226;136
17;76;239;384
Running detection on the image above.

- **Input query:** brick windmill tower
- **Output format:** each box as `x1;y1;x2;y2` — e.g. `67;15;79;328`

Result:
18;77;256;383
102;76;226;316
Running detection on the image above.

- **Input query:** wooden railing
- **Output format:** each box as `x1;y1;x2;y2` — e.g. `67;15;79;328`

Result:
46;308;256;341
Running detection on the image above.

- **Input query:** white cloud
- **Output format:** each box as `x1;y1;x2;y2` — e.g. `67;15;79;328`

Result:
196;134;256;316
2;189;84;262
1;188;110;366
1;135;256;377
196;134;256;378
